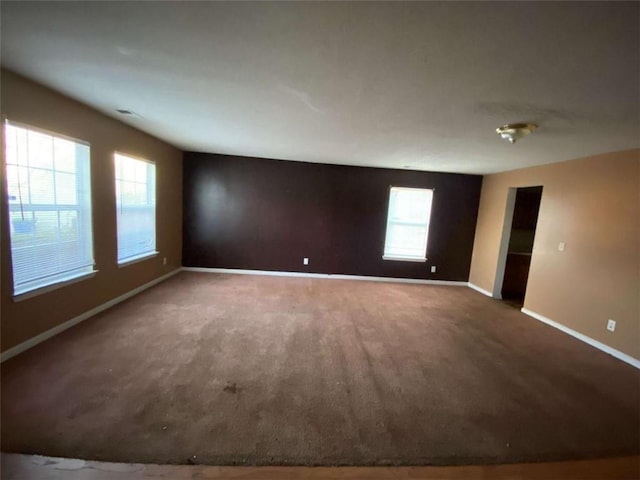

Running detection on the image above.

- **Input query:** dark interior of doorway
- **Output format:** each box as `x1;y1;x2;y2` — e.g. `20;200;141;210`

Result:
502;186;543;308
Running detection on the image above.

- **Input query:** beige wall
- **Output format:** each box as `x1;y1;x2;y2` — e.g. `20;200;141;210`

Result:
1;70;183;352
470;149;640;359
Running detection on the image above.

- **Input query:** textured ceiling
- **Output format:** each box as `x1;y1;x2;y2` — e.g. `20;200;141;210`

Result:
1;1;639;174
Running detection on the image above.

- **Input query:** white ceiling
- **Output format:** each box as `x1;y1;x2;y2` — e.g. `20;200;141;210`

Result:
1;1;638;174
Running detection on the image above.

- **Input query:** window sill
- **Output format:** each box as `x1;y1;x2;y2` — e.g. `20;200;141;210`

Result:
118;251;159;268
382;256;427;263
13;270;99;302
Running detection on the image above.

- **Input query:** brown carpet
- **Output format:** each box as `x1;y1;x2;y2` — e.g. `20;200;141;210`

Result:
1;272;639;466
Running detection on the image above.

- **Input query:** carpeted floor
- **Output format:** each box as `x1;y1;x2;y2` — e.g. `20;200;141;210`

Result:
1;272;638;466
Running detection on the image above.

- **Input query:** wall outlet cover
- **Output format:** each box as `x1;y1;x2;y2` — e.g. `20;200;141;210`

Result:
303;258;309;265
431;266;436;273
607;319;616;332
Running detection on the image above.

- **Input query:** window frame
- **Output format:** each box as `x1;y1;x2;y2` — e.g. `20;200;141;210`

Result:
382;186;434;263
113;152;158;266
3;120;97;299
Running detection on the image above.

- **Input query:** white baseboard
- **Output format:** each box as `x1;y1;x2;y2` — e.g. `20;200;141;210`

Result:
467;282;494;297
182;267;468;286
521;308;640;369
0;269;182;363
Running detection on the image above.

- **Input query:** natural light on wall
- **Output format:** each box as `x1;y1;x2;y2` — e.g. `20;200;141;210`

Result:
114;153;156;265
383;186;434;262
4;121;95;296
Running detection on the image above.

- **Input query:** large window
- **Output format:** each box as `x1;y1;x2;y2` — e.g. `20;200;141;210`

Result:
383;186;434;262
4;121;94;296
114;153;156;264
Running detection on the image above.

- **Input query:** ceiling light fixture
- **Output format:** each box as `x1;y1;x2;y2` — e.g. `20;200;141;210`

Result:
496;123;538;144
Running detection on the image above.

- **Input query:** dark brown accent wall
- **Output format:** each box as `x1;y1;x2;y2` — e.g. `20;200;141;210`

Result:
183;153;482;281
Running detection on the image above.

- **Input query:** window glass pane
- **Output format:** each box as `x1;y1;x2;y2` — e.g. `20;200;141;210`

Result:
121;157;136;181
6;165;31;204
134;160;147;182
54;138;76;173
8;127;29;167
389;189;431;223
55;172;77;204
383;187;433;260
9;211;35;247
114;153;156;263
5;127;17;162
121;180;136;205
29;169;55;204
3;121;94;296
60;210;78;241
115;155;122;179
134;182;147;204
33;210;59;240
27;130;54;169
385;224;428;255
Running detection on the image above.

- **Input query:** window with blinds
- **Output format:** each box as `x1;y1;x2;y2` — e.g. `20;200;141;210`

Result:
114;153;156;264
4;121;95;296
383;186;434;262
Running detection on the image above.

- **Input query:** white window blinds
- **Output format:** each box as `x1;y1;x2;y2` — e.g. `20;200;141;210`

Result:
114;153;156;264
383;187;434;262
4;121;94;296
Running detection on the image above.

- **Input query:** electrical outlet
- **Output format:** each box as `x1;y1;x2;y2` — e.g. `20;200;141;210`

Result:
163;257;167;266
558;242;566;252
431;266;436;273
303;257;309;265
607;319;616;332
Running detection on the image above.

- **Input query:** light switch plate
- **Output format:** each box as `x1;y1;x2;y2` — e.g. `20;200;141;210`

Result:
558;242;566;252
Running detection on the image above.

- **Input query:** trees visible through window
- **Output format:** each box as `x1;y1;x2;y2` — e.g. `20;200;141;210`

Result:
114;153;156;264
383;186;433;262
4;121;94;296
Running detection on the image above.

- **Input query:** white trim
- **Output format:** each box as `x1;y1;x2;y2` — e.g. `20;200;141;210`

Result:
182;267;467;286
467;282;494;297
493;187;517;299
521;308;640;369
0;269;181;363
382;256;427;263
117;251;159;268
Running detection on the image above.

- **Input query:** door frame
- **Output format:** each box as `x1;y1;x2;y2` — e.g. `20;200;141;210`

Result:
492;188;517;298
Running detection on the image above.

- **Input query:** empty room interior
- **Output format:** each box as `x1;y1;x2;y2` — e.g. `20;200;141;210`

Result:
1;2;639;479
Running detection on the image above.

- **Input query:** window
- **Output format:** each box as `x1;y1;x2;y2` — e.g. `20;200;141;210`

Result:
4;121;94;296
383;186;433;262
114;153;156;264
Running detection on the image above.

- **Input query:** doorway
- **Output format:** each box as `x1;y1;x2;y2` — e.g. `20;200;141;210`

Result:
498;186;543;308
